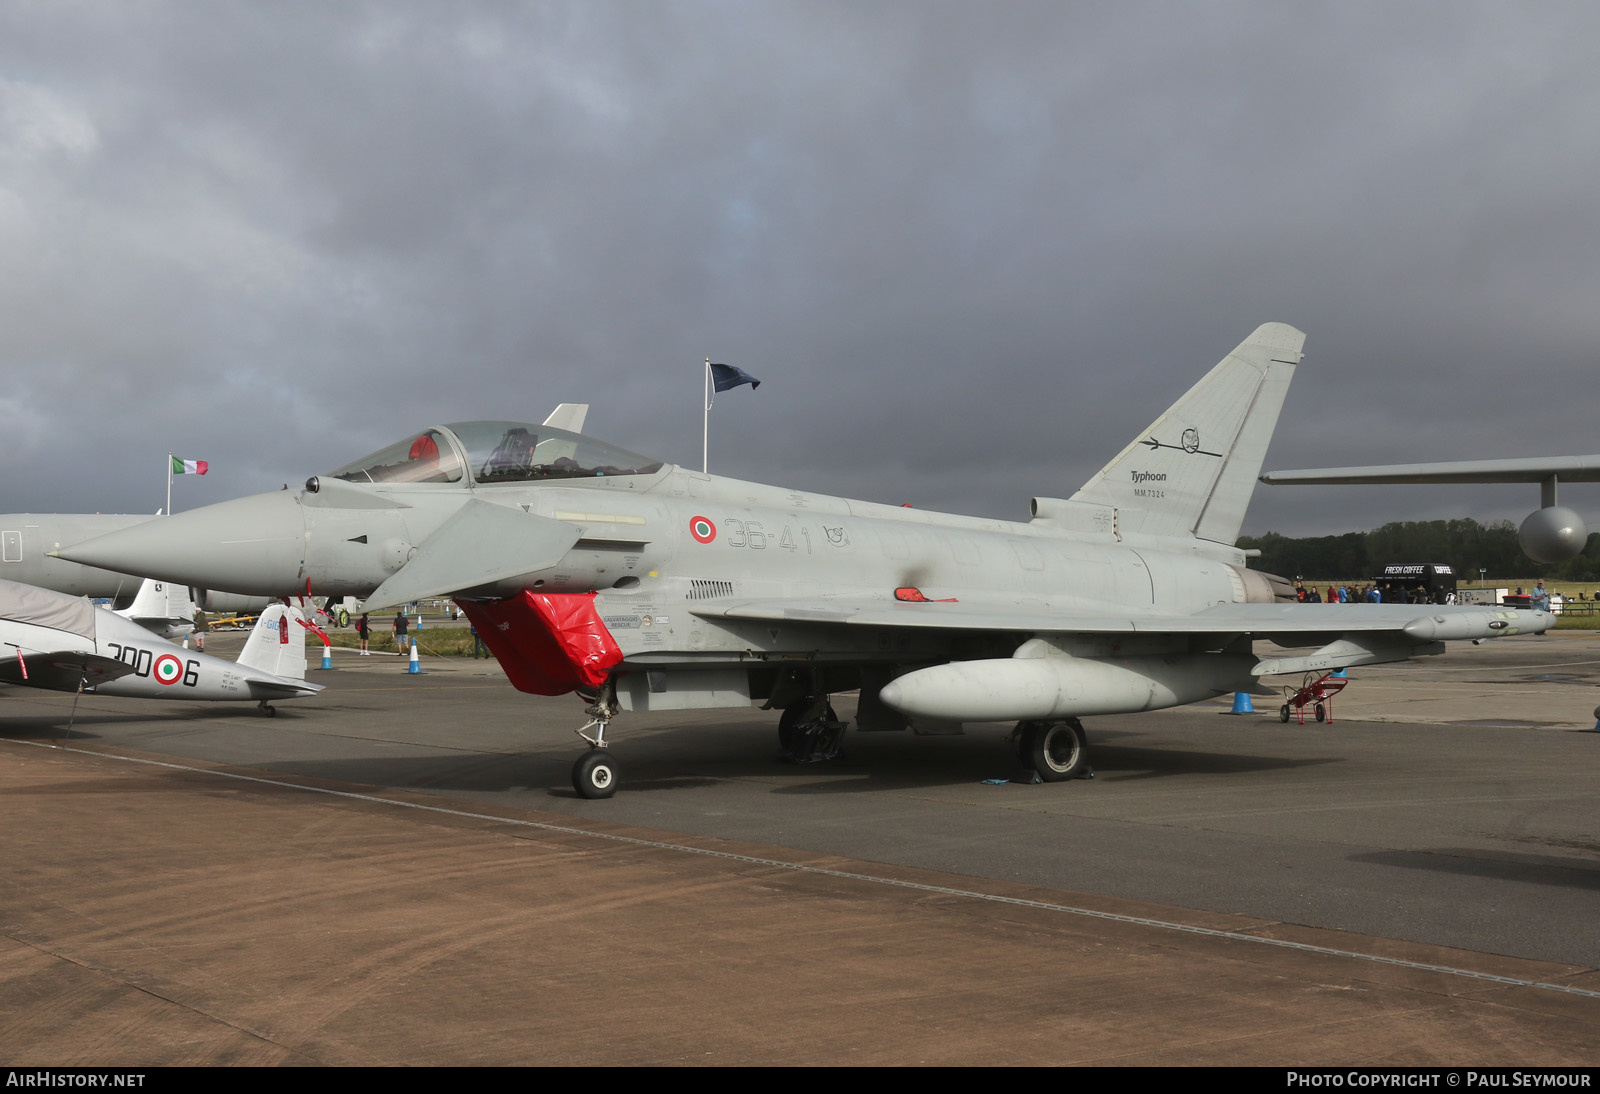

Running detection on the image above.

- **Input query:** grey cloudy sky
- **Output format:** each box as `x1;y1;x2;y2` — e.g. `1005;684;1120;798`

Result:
4;1;1597;537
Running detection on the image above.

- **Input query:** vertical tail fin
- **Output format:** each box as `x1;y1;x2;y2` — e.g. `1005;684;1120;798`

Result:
238;604;309;680
122;578;168;621
1068;322;1304;544
117;578;197;637
120;577;194;622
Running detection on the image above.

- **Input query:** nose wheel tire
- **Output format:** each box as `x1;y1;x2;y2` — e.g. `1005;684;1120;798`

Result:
572;749;619;799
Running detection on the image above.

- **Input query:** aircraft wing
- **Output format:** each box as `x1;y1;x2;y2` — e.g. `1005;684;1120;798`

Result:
0;650;137;691
691;599;1548;677
693;598;1531;635
1261;456;1600;485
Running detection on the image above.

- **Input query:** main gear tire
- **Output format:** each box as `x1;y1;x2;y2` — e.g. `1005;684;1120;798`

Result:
778;697;835;761
1026;720;1090;782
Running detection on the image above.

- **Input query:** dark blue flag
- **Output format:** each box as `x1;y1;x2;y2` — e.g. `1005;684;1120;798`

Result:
709;363;761;393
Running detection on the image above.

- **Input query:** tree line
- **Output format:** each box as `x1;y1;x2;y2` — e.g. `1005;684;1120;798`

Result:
1237;519;1600;582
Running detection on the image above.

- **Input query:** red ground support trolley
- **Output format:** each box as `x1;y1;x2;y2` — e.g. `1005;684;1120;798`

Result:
1279;671;1348;724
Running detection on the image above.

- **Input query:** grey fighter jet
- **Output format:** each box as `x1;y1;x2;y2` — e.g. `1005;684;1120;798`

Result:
57;326;1551;796
0;579;321;713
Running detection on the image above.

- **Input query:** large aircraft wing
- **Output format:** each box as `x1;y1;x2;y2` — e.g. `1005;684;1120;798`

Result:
689;599;1546;676
1260;456;1600;485
1260;455;1599;564
693;597;1530;634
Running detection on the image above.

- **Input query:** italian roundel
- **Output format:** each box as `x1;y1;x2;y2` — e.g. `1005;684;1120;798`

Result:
689;516;716;544
152;653;184;686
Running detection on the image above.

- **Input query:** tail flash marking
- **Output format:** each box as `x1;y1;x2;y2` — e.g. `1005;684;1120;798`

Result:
238;604;310;680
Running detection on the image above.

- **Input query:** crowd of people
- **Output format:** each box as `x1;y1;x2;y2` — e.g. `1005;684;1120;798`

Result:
1290;578;1575;611
1291;580;1451;605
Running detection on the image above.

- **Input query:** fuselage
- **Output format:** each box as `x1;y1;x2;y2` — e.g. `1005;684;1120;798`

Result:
0;513;153;599
55;421;1285;675
0;513;274;613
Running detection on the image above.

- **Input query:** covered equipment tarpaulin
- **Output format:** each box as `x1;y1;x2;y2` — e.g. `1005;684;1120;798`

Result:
0;579;96;640
457;591;622;696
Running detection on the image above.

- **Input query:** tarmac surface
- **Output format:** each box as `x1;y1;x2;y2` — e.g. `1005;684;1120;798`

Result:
4;627;1600;1065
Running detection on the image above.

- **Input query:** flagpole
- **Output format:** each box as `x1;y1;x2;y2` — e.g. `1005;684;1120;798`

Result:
702;357;711;473
166;452;172;517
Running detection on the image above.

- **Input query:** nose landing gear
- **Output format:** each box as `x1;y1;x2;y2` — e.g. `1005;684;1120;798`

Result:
571;683;620;799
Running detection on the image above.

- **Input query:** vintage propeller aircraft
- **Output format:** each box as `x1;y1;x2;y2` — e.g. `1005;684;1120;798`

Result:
0;578;321;713
57;324;1551;796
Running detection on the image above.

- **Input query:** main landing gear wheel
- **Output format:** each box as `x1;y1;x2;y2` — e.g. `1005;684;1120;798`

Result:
572;749;619;799
258;701;277;718
777;701;809;755
777;696;845;763
1015;720;1049;766
1021;719;1091;782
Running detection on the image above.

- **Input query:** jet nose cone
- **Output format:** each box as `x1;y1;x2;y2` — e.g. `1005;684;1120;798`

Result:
58;490;307;596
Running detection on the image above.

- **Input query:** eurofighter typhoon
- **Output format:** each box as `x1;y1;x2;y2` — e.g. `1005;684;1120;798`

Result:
58;325;1552;796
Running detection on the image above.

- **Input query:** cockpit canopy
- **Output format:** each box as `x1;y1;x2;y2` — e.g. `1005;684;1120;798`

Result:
329;422;664;486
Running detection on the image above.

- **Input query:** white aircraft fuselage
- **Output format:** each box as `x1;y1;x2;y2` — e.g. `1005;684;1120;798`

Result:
0;581;321;708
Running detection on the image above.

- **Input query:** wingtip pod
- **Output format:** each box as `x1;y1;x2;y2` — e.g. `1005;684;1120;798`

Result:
1401;608;1554;641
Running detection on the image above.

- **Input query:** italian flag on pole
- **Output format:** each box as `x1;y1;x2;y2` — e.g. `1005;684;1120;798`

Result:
172;457;209;475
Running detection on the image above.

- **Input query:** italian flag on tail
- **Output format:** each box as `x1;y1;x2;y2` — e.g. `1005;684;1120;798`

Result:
172;457;209;476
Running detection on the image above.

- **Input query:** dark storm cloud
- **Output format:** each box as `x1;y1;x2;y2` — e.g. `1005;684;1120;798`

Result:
3;1;1598;537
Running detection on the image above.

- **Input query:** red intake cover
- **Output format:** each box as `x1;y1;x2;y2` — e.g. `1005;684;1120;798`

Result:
457;592;623;696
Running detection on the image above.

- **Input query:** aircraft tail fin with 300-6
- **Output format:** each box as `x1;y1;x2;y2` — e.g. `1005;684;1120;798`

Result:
1067;322;1304;545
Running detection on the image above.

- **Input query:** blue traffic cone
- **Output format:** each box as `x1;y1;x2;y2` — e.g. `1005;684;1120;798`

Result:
407;642;421;674
1331;668;1348;678
321;646;333;670
1588;704;1600;732
1229;691;1255;714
